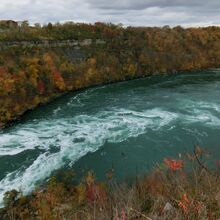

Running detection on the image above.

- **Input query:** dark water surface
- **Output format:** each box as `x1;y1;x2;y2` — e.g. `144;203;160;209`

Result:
1;70;220;204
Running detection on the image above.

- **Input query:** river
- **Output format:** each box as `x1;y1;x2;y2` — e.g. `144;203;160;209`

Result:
1;70;220;204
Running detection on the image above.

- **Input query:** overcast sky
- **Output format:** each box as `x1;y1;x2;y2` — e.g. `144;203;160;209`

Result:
0;0;219;27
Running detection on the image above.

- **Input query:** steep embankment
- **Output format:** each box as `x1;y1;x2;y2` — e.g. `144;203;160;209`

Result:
0;24;220;127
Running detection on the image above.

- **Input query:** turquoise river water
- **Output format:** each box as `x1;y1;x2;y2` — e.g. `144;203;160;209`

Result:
1;70;220;205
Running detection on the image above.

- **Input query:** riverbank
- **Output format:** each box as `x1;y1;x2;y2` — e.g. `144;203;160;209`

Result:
1;23;220;128
0;70;192;129
1;146;220;220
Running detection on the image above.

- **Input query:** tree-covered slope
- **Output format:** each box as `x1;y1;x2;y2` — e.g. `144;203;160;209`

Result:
0;22;220;127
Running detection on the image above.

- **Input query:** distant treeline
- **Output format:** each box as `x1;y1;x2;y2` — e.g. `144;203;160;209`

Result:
0;21;220;127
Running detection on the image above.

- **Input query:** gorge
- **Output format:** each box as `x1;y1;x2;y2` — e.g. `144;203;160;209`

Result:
1;23;220;216
1;70;220;205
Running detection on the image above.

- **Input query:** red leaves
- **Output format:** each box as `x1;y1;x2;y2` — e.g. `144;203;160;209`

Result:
0;66;6;75
53;69;62;82
164;158;184;171
37;80;45;94
86;183;106;203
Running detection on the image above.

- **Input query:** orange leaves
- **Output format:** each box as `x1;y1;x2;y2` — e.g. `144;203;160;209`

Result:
52;68;65;91
164;158;184;171
42;53;66;91
177;193;204;215
178;193;191;213
87;58;97;66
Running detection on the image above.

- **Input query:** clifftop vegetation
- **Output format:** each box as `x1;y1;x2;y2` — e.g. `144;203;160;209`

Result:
1;146;220;219
0;21;220;127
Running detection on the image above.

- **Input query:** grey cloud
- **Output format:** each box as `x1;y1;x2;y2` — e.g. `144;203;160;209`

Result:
0;0;219;27
86;0;210;10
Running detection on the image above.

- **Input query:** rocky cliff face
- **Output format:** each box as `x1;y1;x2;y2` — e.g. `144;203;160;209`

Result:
0;39;106;50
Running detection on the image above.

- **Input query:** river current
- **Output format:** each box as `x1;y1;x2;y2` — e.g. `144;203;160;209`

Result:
1;70;220;204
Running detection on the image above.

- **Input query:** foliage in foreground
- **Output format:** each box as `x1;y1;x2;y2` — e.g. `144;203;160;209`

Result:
1;146;220;220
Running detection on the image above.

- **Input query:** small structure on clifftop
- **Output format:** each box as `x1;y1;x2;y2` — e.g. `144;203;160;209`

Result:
0;20;18;29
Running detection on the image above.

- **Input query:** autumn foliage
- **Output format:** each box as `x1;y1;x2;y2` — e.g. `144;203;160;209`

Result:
0;22;220;127
164;158;184;171
1;146;220;219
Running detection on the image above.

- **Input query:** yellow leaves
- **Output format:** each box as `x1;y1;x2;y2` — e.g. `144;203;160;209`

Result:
22;57;40;75
84;58;99;83
123;63;137;77
21;57;42;88
86;171;95;186
5;111;11;120
13;104;21;113
0;78;15;94
87;58;97;66
27;64;39;76
43;53;54;66
139;54;149;65
29;74;38;87
33;96;41;106
74;79;83;89
60;62;75;73
128;64;137;75
85;67;99;83
24;57;40;66
0;108;12;121
87;67;97;77
76;183;86;203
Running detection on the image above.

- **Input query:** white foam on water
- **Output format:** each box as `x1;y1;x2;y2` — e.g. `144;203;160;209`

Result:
53;106;62;115
177;98;220;127
0;108;178;206
66;88;98;107
197;101;220;113
0;122;70;156
0;130;42;156
185;110;220;127
0;96;220;206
